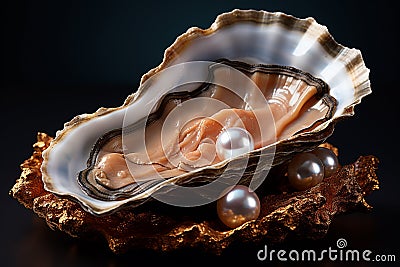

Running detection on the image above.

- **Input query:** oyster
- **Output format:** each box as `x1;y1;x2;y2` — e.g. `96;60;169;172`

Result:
41;9;371;215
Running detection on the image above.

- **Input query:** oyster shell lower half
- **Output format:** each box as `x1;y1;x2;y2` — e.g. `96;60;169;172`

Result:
41;9;371;215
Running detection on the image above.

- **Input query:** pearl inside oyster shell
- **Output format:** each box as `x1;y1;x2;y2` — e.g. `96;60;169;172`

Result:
216;127;254;161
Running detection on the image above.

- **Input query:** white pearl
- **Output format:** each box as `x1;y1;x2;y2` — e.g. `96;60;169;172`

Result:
217;185;261;228
216;127;254;161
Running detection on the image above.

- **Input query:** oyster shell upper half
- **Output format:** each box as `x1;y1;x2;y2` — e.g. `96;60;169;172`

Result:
41;9;371;215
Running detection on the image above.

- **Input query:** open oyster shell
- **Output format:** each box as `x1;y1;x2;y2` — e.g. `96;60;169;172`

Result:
41;9;371;215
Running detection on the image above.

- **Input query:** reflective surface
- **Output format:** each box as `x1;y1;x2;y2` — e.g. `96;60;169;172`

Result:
217;185;260;228
288;153;324;190
216;127;254;160
312;147;339;177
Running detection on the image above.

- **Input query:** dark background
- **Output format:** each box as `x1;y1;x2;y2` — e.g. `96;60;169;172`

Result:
1;0;399;266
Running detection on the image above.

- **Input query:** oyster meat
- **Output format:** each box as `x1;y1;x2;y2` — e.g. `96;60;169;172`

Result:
78;60;336;203
40;9;371;215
